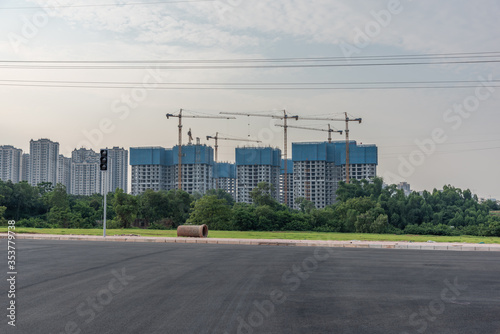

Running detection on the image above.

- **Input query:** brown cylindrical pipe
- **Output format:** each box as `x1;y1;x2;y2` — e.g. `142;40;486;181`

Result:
177;224;208;238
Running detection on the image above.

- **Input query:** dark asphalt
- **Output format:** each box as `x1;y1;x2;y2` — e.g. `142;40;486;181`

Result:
0;240;499;334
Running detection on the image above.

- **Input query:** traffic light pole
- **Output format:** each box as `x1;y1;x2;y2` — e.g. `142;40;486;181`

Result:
100;149;108;238
103;171;107;238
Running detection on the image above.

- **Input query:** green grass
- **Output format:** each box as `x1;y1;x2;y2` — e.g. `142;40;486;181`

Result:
1;227;499;244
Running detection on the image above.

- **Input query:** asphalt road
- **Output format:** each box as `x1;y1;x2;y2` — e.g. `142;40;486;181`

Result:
0;240;499;334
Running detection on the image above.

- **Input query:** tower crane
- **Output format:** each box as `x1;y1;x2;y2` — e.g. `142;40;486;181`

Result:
166;109;235;190
206;132;262;163
275;124;342;143
219;110;298;206
297;112;362;184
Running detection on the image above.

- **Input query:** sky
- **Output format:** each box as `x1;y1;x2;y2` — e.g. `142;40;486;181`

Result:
0;0;499;199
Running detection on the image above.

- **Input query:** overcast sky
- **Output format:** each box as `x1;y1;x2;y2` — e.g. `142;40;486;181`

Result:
0;0;499;199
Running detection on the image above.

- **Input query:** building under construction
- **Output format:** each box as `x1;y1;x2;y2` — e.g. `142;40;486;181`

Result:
235;147;281;204
214;162;237;199
173;144;214;195
292;141;378;209
280;159;294;207
130;147;174;195
130;141;377;208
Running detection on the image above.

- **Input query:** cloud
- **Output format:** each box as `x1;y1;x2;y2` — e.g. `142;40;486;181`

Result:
20;0;500;56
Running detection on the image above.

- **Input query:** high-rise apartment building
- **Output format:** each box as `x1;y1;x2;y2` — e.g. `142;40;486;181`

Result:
70;148;100;196
397;182;411;196
57;155;71;190
235;147;281;204
173;144;214;195
279;159;294;207
130;147;174;195
129;142;377;208
292;141;377;209
106;147;128;193
29;139;59;187
21;154;30;182
0;145;22;183
214;162;237;199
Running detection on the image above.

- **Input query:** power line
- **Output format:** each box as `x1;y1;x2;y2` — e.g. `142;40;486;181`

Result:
0;0;215;10
1;51;500;64
1;79;498;86
2;59;499;70
0;83;498;90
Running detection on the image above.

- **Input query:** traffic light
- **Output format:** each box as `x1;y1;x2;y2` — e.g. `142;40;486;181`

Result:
100;149;108;171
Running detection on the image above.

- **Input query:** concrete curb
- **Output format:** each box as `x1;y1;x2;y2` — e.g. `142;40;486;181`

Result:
1;233;499;251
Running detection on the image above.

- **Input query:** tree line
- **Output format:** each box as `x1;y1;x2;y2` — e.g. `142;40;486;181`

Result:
0;178;499;237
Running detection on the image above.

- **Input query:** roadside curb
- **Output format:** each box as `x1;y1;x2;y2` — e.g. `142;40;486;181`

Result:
1;233;499;251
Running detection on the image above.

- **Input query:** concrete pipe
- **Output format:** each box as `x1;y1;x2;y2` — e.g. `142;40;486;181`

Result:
177;224;208;238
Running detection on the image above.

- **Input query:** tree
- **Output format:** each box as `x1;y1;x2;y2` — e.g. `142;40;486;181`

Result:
72;199;99;228
47;207;73;228
295;197;315;214
0;195;6;226
165;189;193;227
112;189;138;228
37;182;54;196
46;184;69;209
254;205;278;230
138;189;170;224
250;182;278;207
186;195;232;230
205;189;235;206
484;199;500;211
13;181;45;220
371;214;388;233
231;203;257;231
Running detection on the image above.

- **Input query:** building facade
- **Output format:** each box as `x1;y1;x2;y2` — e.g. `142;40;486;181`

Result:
106;147;128;193
292;141;377;209
130;147;174;195
397;182;411;196
21;154;30;182
173;144;214;195
70;148;100;196
29;139;59;187
57;155;71;190
235;147;281;204
214;162;237;199
0;145;23;183
279;159;294;207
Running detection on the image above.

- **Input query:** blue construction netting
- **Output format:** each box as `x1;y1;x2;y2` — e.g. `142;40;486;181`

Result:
214;162;236;178
235;147;281;166
173;145;214;165
130;147;172;166
280;159;293;174
292;141;378;165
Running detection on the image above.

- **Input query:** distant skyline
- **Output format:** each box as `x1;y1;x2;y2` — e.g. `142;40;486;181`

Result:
1;0;499;199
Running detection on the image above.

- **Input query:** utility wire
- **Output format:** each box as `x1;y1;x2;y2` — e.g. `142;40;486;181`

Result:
1;51;500;64
0;83;498;90
0;0;215;10
2;59;499;70
0;79;498;86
